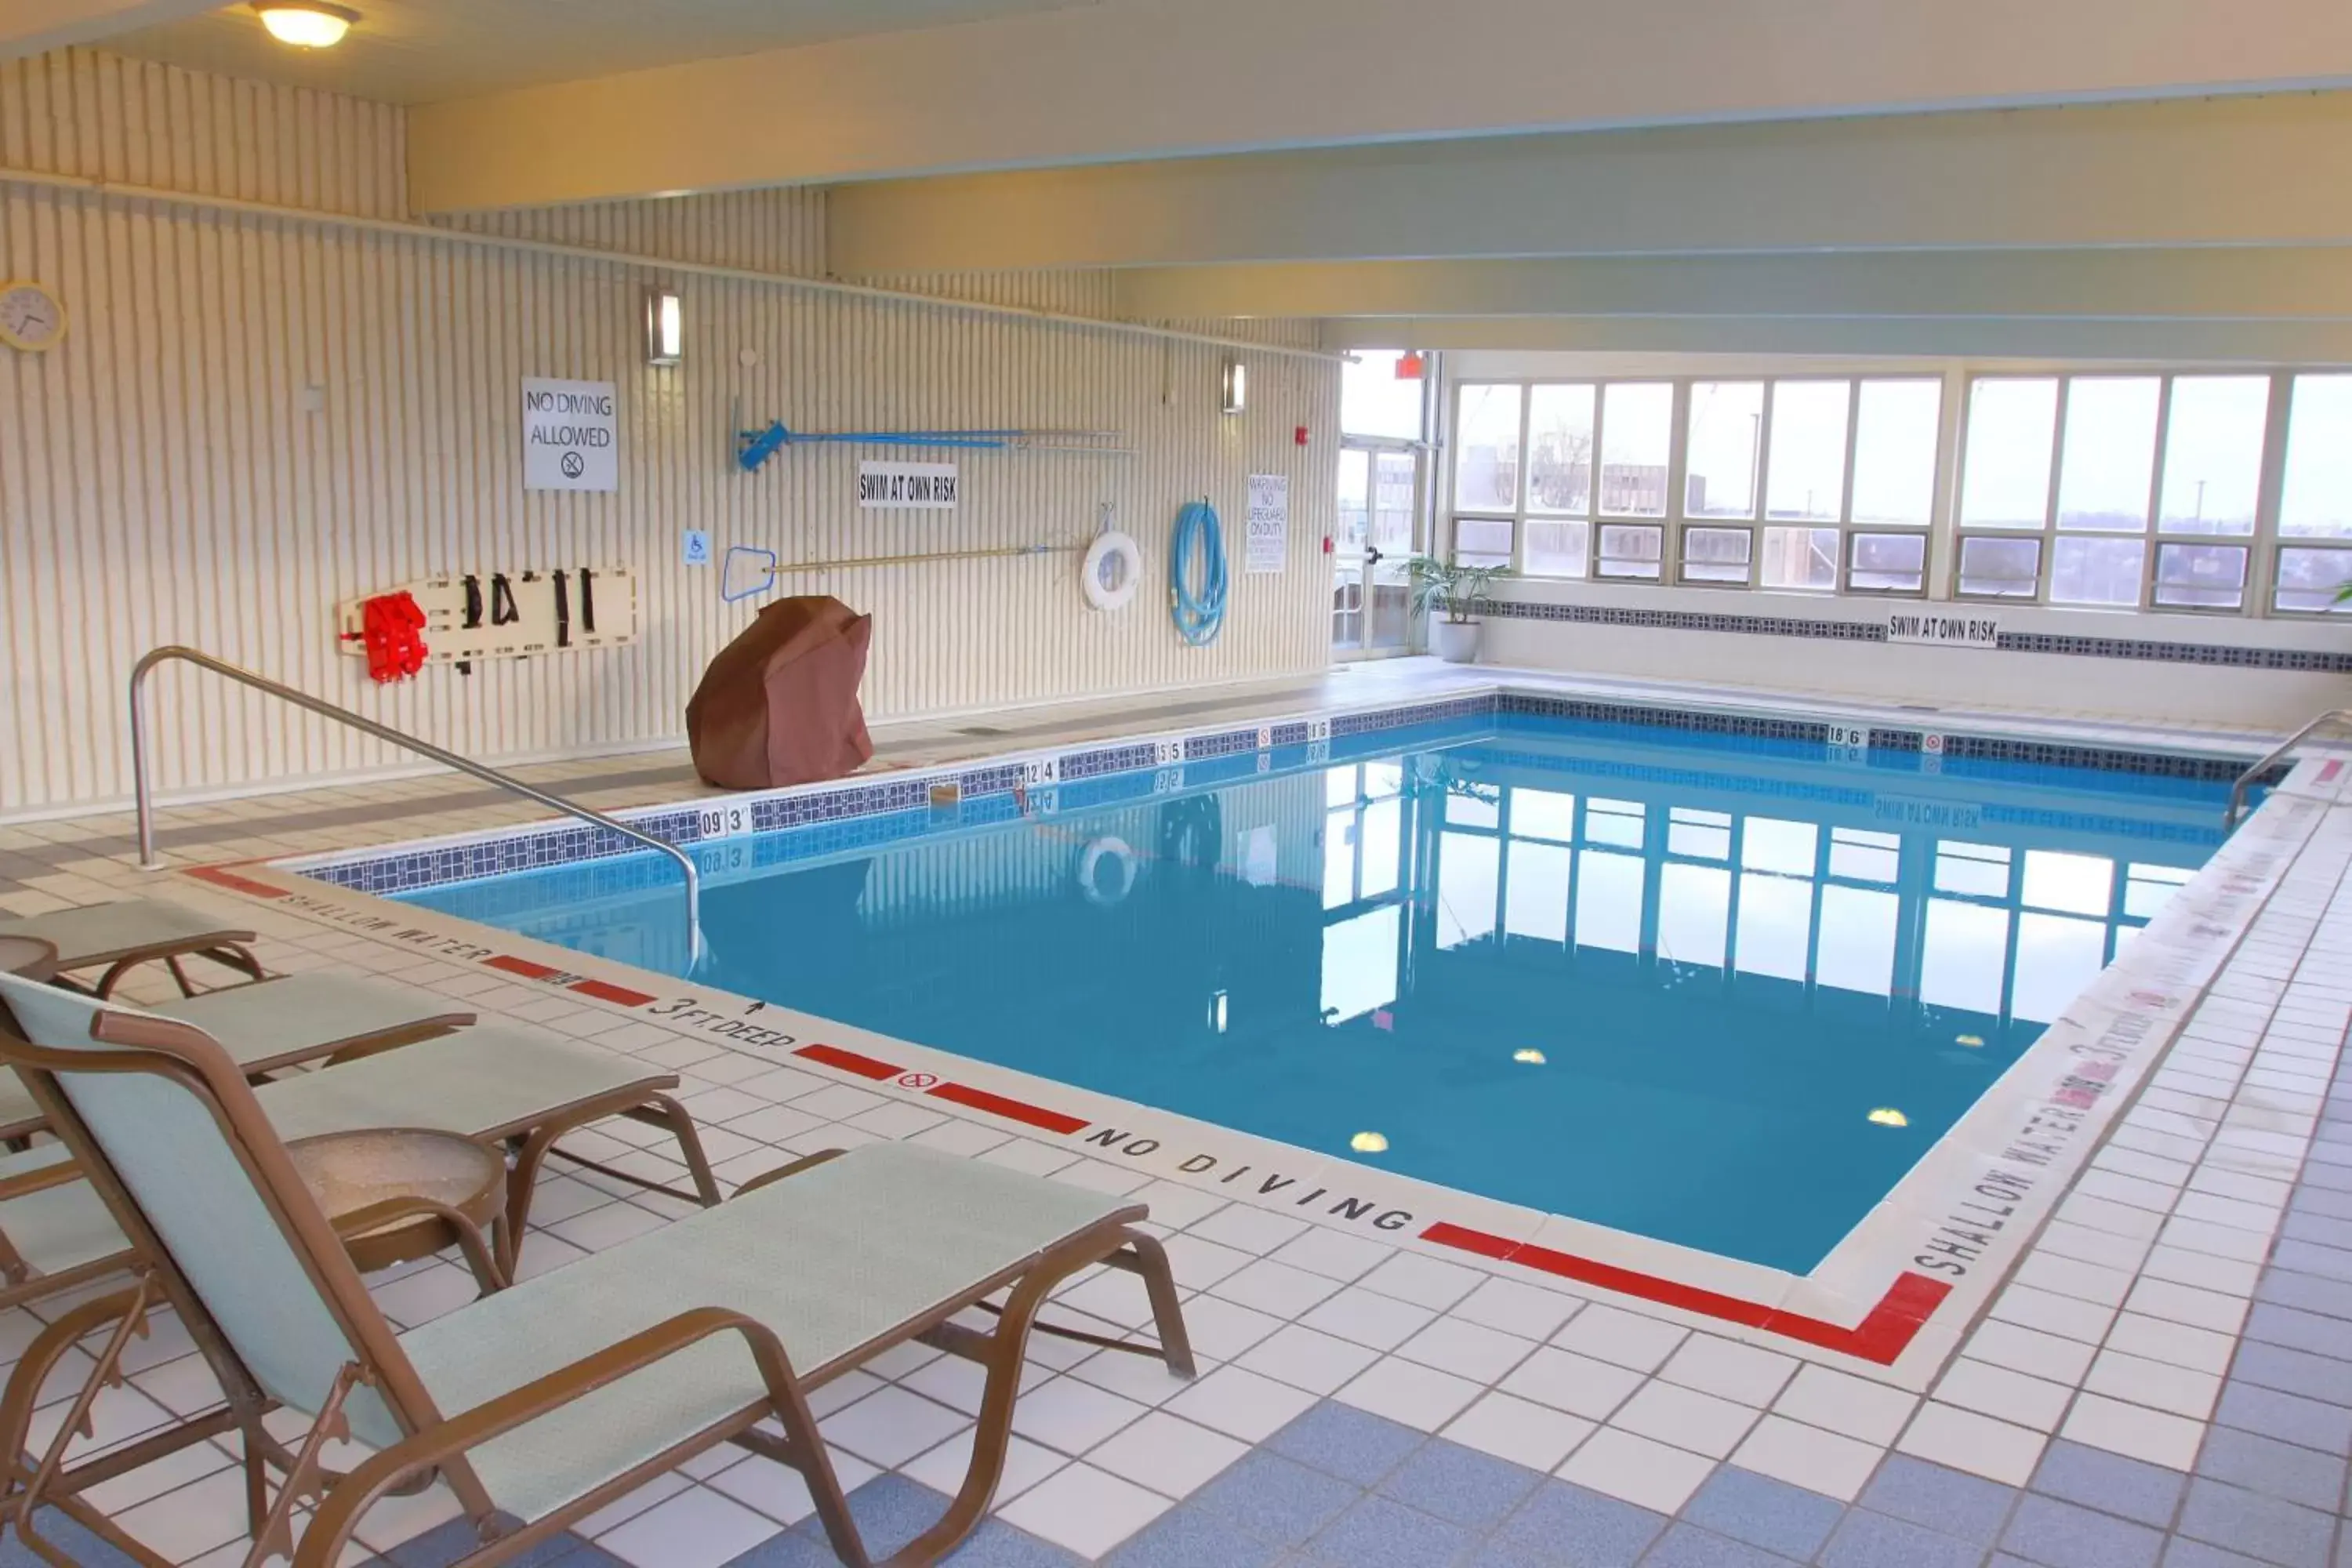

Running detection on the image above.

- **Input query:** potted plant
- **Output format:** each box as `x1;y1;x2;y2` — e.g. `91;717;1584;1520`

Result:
1407;554;1509;663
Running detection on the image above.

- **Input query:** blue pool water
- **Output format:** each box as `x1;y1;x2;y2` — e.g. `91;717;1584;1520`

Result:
395;711;2242;1272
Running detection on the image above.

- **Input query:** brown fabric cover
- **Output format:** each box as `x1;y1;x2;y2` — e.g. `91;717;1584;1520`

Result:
687;596;874;789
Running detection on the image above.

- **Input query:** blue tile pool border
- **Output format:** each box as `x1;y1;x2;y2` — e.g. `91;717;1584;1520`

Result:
285;687;2274;900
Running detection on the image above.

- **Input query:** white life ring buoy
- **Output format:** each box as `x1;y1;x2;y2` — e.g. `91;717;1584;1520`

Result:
1083;531;1145;612
1079;836;1137;906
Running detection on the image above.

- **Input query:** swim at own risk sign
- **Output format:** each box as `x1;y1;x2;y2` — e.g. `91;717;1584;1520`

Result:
522;378;618;492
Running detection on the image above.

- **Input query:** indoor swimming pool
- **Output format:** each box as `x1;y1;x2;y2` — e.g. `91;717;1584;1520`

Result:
386;706;2245;1274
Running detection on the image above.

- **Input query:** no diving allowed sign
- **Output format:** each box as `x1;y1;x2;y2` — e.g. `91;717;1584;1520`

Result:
522;377;618;492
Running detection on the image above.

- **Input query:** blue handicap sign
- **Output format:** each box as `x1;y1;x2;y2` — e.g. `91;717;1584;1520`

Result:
682;528;712;567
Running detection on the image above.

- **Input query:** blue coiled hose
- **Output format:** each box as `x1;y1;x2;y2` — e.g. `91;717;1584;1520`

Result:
1170;500;1228;646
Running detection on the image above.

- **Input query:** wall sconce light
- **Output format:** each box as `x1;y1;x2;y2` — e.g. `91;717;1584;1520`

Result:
1220;358;1247;416
252;2;359;48
644;287;683;366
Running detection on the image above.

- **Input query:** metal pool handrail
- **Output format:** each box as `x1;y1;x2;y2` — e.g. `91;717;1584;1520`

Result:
2225;706;2352;829
129;645;699;950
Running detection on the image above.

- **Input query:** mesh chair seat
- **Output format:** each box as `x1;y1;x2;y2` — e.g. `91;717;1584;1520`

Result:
0;1145;117;1283
396;1142;1127;1523
0;972;471;1133
252;1025;669;1145
0;900;252;971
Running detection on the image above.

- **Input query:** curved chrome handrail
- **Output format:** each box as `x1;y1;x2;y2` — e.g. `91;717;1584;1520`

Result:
2225;706;2352;829
129;646;699;951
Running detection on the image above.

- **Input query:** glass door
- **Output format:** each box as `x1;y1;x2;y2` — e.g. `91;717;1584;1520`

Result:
1334;449;1371;652
1367;448;1418;650
1336;353;1433;659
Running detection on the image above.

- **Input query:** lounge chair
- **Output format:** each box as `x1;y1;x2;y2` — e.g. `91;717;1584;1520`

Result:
0;973;1193;1568
0;965;720;1309
0;967;477;1143
0;898;266;997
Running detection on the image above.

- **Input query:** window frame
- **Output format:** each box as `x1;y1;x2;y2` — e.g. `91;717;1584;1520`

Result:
1450;373;1939;597
2269;372;2352;617
1952;371;2278;615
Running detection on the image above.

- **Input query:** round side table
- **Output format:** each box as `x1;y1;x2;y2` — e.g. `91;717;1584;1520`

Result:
285;1128;511;1293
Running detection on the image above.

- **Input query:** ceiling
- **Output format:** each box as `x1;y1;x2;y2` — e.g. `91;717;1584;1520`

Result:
107;0;1100;103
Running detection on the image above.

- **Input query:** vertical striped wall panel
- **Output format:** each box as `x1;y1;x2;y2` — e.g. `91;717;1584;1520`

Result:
0;50;1337;818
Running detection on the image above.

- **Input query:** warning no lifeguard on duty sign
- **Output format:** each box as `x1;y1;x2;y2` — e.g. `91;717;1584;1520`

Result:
522;377;618;492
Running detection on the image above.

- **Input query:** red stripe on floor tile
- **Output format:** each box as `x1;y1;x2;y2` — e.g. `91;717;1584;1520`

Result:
485;955;562;981
185;864;289;899
2321;760;2343;783
570;978;655;1007
926;1082;1089;1135
1419;1221;1951;1365
795;1043;901;1080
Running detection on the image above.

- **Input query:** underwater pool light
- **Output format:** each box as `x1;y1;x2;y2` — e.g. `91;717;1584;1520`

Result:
1351;1131;1389;1154
1867;1108;1911;1128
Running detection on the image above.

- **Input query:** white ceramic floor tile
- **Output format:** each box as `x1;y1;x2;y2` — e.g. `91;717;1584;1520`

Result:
2101;1310;2237;1376
1269;1226;1395;1283
1770;1364;1918;1447
1007;1374;1150;1456
1174;1295;1289;1363
1551;1303;1688;1373
1499;1346;1648;1422
1186;1203;1311;1256
1335;1356;1483;1433
1607;1380;1760;1461
1555;1426;1715;1513
1211;1258;1345;1319
820;1385;971;1468
2082;1348;2222;1420
1730;1414;1883;1503
1895;1400;2046;1486
1085;1410;1250;1498
706;1450;881;1525
1450;1276;1582;1340
1656;1335;1797;1408
1441;1391;1595;1473
899;1428;1063;1508
996;1462;1173;1559
2059;1391;2206;1471
597;1486;782;1568
1359;1250;1488;1312
1396;1316;1537;1384
1299;1286;1439;1351
1932;1359;2073;1432
1233;1323;1381;1397
1163;1365;1319;1443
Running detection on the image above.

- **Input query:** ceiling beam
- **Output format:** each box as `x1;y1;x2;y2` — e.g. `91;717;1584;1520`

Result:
1318;316;2352;364
2;0;222;60
831;93;2352;272
1113;251;2352;325
407;0;2352;212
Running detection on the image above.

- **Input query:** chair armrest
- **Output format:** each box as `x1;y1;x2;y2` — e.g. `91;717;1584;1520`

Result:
296;1306;800;1568
729;1148;847;1197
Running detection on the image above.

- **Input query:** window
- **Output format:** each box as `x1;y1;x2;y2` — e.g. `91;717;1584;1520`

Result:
1453;373;1937;592
1341;354;1426;441
1454;385;1521;515
1685;382;1762;519
1455;363;2325;615
2277;374;2352;613
1765;381;1850;523
1525;384;1595;577
1956;372;2274;610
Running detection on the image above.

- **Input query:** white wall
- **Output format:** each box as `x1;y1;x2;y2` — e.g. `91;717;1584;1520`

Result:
0;48;1338;819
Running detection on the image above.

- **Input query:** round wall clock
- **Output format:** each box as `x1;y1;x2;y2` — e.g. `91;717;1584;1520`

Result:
0;281;67;353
